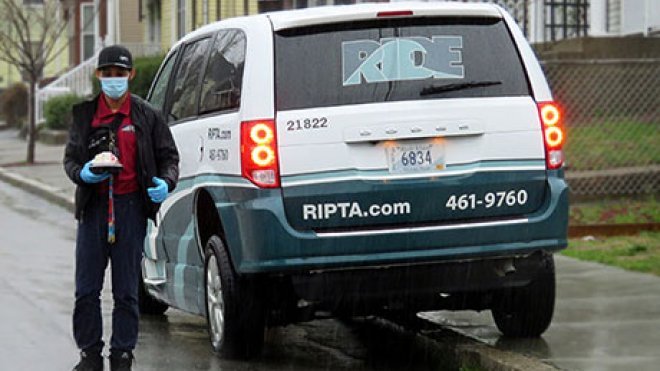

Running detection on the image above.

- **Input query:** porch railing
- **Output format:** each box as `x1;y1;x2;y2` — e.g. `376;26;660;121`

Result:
35;55;98;124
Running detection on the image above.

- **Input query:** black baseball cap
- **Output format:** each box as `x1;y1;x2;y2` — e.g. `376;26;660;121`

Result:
97;45;133;70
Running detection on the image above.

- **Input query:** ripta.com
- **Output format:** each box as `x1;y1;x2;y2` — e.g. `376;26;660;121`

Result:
302;201;412;220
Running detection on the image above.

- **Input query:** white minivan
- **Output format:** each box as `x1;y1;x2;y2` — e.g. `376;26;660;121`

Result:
140;2;568;358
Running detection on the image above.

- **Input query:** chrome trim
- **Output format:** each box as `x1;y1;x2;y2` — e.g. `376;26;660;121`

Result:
315;218;529;238
281;166;545;187
143;278;167;286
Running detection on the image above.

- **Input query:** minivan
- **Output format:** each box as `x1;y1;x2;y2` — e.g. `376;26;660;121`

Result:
140;2;569;358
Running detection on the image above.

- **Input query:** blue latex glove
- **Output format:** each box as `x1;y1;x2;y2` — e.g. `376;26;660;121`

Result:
80;161;110;184
147;177;169;203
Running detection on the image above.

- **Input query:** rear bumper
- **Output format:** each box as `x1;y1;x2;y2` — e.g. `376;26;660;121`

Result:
217;172;568;274
289;250;553;311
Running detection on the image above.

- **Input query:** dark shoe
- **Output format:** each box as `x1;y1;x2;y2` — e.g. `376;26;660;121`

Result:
73;351;103;371
109;351;134;371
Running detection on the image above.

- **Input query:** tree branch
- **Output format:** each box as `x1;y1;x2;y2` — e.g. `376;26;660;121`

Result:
43;4;76;66
1;0;33;64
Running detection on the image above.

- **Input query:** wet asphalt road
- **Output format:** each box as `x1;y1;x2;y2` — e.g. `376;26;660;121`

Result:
0;181;447;371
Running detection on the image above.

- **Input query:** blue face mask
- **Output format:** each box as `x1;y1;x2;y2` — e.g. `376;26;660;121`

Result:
100;77;129;99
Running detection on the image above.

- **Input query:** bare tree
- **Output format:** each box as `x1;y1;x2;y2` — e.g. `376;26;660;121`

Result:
0;0;71;164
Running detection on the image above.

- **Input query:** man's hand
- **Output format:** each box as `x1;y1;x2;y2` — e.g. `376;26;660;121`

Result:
80;161;110;184
147;177;169;203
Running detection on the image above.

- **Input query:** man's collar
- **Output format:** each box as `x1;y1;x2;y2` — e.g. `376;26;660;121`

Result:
97;92;131;119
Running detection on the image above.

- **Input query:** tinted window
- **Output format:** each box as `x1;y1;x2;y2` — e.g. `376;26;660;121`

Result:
275;18;530;111
168;37;212;121
148;50;178;110
199;30;246;114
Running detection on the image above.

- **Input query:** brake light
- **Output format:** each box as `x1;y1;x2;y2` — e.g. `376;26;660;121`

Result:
377;10;413;17
241;119;280;188
537;102;565;170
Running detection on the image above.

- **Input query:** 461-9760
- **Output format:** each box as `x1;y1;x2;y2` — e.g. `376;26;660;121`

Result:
445;190;528;211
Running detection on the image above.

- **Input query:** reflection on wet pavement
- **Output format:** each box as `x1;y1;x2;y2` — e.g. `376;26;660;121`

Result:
421;255;660;371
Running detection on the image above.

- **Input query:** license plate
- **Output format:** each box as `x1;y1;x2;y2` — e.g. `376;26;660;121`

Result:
386;142;445;174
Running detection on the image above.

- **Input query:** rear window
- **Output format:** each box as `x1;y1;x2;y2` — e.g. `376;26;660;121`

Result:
275;18;530;111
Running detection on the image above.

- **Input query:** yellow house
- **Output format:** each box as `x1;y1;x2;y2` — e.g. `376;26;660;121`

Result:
143;0;260;53
0;0;69;92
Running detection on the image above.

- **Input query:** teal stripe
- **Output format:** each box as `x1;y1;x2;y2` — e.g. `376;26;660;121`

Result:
177;222;195;264
174;173;252;192
144;223;154;259
281;159;545;183
174;265;186;308
173;221;194;308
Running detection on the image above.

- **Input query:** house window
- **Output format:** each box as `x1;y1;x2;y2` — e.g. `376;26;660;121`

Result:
80;3;96;61
177;0;186;39
544;0;590;41
606;0;621;34
148;0;161;44
23;0;44;5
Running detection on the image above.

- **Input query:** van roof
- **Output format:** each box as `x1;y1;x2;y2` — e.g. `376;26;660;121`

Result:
172;2;503;50
267;2;502;31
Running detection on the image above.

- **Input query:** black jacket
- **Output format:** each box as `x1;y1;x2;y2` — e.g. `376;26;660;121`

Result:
64;94;179;221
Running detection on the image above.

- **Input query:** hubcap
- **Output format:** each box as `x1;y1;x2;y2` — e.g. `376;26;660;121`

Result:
206;255;225;348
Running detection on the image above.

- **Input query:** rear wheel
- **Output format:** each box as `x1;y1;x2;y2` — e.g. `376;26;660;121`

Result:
491;256;556;337
205;235;264;358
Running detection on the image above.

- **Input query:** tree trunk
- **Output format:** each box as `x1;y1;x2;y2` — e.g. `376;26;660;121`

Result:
26;80;36;164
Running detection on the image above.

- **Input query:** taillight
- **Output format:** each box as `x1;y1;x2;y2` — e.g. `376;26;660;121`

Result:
538;102;565;170
241;119;280;188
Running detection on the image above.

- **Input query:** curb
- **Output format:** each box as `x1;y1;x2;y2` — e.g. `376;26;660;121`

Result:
382;317;560;371
0;167;74;213
436;331;559;371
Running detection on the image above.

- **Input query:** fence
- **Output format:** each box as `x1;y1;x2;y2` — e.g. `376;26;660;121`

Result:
542;59;660;196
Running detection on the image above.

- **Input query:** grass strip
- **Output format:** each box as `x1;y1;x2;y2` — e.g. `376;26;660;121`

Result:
569;194;659;225
564;232;660;276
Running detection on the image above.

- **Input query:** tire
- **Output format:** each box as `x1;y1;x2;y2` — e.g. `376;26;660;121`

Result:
138;276;169;315
205;235;264;359
491;255;556;338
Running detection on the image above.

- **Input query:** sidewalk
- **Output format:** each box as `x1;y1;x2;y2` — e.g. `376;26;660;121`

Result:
0;129;74;211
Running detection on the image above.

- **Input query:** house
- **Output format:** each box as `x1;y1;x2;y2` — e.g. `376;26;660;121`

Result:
61;0;162;66
141;0;260;53
0;0;69;93
31;0;163;123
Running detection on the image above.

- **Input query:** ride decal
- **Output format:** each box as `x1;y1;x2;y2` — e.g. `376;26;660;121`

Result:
342;36;464;86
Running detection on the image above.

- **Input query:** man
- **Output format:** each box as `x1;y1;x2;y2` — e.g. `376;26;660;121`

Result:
64;45;179;371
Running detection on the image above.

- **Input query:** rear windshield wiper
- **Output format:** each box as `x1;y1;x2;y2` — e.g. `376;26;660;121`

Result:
420;80;502;96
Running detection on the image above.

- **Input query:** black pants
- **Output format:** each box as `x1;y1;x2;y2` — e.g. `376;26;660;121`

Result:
73;192;146;354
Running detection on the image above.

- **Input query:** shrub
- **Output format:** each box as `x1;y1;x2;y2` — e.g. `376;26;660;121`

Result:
0;83;28;128
43;94;84;130
132;54;165;98
91;54;165;99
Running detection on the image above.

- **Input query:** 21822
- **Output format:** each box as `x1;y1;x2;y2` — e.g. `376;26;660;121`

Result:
286;117;328;131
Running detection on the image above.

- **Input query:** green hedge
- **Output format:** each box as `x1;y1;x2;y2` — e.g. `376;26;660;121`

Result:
92;54;165;99
132;54;165;98
43;94;85;130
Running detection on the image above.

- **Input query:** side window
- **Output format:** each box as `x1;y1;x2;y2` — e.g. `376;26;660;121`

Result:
167;37;212;121
199;30;246;115
147;50;178;110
